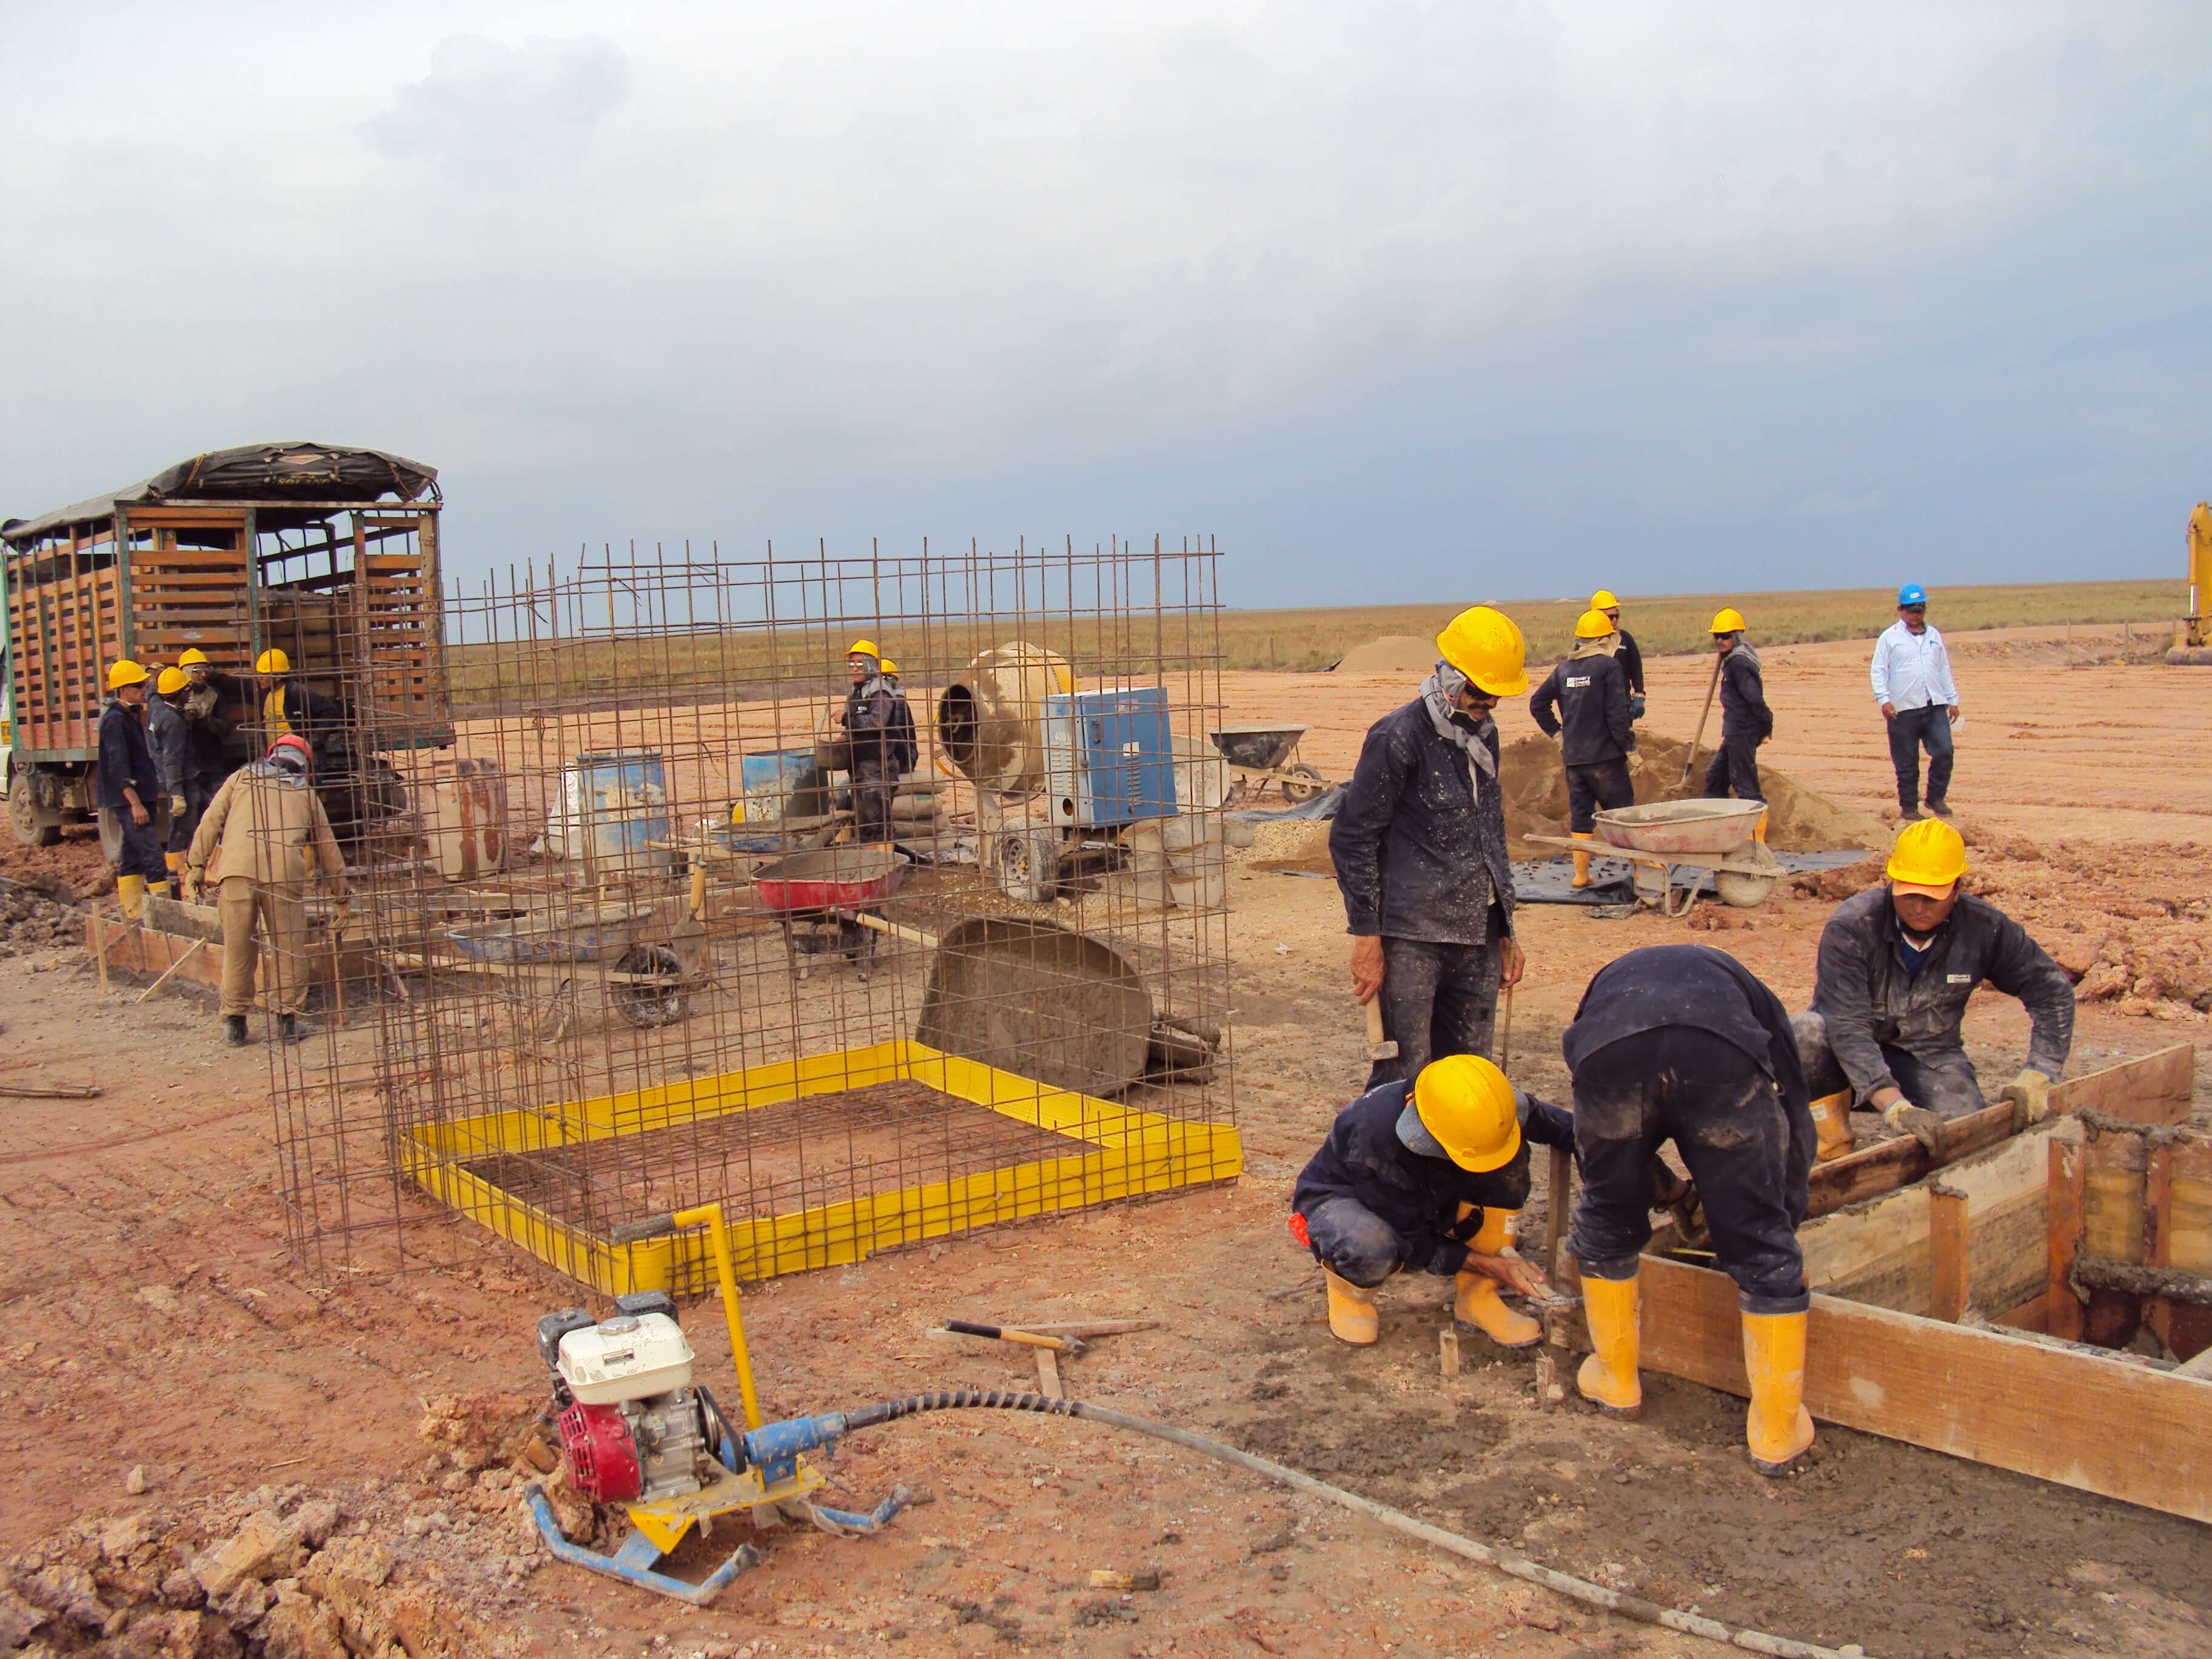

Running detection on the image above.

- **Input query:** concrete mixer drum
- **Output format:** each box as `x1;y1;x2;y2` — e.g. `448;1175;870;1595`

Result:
934;643;1074;794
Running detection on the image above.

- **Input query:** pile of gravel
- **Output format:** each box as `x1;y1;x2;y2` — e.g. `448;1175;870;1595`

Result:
0;876;83;957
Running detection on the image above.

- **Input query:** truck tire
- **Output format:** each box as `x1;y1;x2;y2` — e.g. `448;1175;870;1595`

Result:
8;773;60;848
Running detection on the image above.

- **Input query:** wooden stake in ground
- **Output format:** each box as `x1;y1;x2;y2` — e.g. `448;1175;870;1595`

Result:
136;938;208;1004
1680;649;1725;785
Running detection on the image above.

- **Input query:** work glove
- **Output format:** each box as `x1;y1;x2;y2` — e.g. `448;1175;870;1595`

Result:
1883;1099;1944;1156
181;869;203;902
1627;694;1647;722
170;793;188;819
1998;1068;2053;1131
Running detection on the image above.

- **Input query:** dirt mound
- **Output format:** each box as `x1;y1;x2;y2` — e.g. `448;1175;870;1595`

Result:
1498;731;1889;859
1332;634;1439;674
0;875;84;957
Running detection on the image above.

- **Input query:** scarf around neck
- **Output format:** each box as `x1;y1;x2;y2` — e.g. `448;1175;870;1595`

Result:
1419;669;1497;793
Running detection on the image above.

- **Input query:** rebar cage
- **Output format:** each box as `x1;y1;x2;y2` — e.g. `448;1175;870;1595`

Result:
266;537;1239;1292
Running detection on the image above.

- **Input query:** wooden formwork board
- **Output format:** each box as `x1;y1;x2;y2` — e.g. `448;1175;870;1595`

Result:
84;913;373;1000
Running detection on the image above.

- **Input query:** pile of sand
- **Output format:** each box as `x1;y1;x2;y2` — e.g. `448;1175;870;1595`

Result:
1332;635;1442;674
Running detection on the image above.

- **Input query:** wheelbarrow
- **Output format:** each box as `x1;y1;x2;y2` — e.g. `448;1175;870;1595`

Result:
1208;725;1329;804
752;843;905;980
437;894;708;1030
1529;799;1781;917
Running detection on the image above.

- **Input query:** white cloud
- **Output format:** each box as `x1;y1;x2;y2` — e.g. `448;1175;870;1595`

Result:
365;33;631;178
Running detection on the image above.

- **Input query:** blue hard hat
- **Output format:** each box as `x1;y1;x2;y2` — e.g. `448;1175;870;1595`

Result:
1897;582;1928;606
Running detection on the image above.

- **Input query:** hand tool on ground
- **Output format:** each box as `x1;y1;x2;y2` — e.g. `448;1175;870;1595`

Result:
1362;998;1398;1065
1680;649;1724;785
938;1319;1085;1356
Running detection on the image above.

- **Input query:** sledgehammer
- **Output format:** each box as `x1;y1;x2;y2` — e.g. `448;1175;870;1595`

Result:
1362;999;1398;1065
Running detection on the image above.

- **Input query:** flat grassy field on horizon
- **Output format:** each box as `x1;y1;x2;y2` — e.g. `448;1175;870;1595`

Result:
1216;578;2185;670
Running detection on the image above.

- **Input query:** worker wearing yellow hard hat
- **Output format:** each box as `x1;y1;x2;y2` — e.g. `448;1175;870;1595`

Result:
1699;606;1771;839
1528;609;1635;887
96;660;169;919
1330;606;1530;1124
834;638;913;843
1290;1053;1575;1347
253;645;344;756
174;648;246;796
147;667;210;881
1794;816;2074;1174
1563;944;1820;1476
1588;589;1646;719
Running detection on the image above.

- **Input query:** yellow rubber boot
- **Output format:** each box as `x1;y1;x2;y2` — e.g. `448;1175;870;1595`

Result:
1742;1310;1815;1475
1454;1207;1541;1347
1570;831;1595;888
1321;1267;1380;1346
1808;1090;1855;1162
164;851;184;879
116;874;149;923
1574;1274;1641;1418
146;880;172;901
1752;809;1769;845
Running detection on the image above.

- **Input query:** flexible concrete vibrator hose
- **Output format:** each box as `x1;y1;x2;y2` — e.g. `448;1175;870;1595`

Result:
828;1390;1866;1659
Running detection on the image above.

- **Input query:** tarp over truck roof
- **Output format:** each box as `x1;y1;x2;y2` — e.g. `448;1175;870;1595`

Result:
2;442;438;547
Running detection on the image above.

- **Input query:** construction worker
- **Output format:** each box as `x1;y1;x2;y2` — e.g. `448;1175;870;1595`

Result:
1564;944;1817;1476
1528;609;1635;888
1290;1054;1572;1347
1589;589;1646;720
178;647;244;789
879;660;920;782
1870;582;1960;821
836;639;902;843
253;648;345;763
1700;608;1772;823
96;660;169;919
147;667;209;888
1795;819;2073;1156
185;734;347;1046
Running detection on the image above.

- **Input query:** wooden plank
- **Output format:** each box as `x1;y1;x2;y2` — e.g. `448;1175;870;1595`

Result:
1929;1185;1969;1321
2083;1127;2148;1265
2169;1138;2212;1278
2048;1132;2088;1342
2056;1042;2193;1126
1993;1291;2048;1333
1565;1251;2212;1524
1544;1144;1573;1281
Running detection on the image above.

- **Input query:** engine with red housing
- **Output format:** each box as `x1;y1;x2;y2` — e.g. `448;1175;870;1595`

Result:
539;1294;715;1506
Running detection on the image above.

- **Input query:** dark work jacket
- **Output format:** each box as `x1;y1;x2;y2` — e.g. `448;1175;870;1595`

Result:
1528;652;1634;766
1564;944;1811;1124
1292;1080;1577;1275
184;670;244;774
843;681;900;774
1330;698;1515;947
95;698;158;812
146;697;199;796
1810;887;2075;1102
1617;629;1645;697
886;691;919;776
1718;646;1773;744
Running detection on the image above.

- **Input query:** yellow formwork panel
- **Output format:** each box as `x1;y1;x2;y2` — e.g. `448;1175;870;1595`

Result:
401;1040;1241;1295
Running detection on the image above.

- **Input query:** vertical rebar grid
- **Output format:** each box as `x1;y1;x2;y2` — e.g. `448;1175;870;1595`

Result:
266;536;1236;1290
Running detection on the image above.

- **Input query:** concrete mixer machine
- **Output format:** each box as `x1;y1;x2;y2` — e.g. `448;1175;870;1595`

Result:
934;642;1184;901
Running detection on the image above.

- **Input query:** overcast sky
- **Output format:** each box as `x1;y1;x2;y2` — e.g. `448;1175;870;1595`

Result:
2;3;2205;605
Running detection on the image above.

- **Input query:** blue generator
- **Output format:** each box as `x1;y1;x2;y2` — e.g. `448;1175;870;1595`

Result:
1042;688;1178;829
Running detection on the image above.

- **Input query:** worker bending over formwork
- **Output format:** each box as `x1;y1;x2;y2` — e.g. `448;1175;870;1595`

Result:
1528;608;1637;888
1290;1055;1568;1349
1331;606;1530;1084
1797;819;2073;1156
1566;944;1817;1476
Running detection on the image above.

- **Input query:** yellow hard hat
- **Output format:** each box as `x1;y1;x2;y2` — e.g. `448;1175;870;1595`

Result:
256;647;292;674
879;659;899;677
1435;606;1529;697
1590;589;1620;611
107;659;151;690
178;648;211;668
1574;609;1616;640
1887;818;1968;896
1407;1055;1523;1173
1709;607;1746;635
846;638;880;660
156;666;190;695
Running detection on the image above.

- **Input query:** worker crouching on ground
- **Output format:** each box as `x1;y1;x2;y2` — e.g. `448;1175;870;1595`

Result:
1700;608;1772;833
1589;589;1646;720
148;666;208;888
1529;609;1636;888
97;660;169;920
1290;1054;1569;1348
1796;819;2073;1158
1871;582;1961;822
1564;944;1817;1475
185;734;348;1047
1330;605;1528;1084
837;640;910;843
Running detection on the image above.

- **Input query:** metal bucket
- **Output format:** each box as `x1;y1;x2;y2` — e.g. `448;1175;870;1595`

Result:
559;750;671;880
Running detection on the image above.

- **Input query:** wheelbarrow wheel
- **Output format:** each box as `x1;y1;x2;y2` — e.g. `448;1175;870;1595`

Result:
1278;763;1325;804
994;828;1057;904
612;945;688;1027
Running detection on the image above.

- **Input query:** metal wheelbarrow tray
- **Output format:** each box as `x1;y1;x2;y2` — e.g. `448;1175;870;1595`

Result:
751;844;907;981
434;896;708;1027
1531;798;1782;916
1207;725;1327;803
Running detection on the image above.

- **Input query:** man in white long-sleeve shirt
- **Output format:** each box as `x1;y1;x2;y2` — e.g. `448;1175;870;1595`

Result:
1869;581;1960;820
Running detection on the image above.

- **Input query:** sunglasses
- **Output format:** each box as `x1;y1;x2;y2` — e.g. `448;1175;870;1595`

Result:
1902;604;1927;614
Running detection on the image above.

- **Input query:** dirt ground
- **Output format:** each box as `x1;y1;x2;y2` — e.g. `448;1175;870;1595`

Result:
3;623;2210;1659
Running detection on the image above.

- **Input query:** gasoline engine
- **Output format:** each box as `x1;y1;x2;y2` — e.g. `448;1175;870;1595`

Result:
537;1294;719;1507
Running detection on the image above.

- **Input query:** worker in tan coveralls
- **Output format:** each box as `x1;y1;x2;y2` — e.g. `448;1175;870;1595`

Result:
184;734;347;1047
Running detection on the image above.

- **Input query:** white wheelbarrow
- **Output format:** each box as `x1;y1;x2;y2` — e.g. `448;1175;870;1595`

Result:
1531;798;1782;917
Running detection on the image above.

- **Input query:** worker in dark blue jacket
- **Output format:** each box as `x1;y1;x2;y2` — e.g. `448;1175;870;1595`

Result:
146;666;209;887
1700;606;1772;833
1292;1054;1572;1349
1563;944;1817;1476
1330;606;1529;1087
96;659;170;919
1529;608;1637;887
1590;589;1646;720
